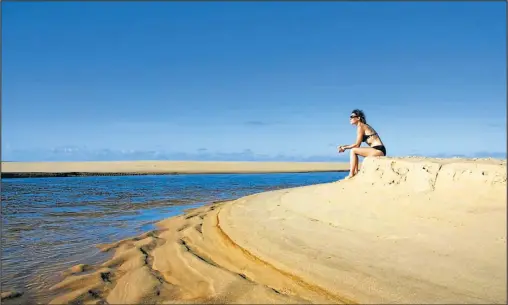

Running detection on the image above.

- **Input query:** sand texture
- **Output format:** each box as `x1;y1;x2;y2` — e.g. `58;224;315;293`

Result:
48;157;507;304
1;161;349;178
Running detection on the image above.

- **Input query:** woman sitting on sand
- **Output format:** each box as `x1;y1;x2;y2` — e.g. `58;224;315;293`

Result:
338;109;386;179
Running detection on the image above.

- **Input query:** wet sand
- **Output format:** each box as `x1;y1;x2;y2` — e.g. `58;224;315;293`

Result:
1;161;349;178
47;157;507;304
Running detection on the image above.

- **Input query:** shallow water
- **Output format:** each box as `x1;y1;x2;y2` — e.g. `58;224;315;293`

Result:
1;172;346;303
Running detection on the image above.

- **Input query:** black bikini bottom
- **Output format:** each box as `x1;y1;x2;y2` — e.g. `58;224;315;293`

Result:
372;145;386;156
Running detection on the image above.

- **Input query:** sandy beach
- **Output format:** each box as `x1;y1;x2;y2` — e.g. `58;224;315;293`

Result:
46;156;507;304
1;161;349;178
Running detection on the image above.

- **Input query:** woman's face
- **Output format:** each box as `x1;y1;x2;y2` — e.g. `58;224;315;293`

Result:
349;113;359;125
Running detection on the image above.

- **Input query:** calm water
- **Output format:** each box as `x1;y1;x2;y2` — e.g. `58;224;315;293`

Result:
1;172;346;303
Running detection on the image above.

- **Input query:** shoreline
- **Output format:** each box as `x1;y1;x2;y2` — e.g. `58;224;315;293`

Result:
34;157;508;303
1;161;349;179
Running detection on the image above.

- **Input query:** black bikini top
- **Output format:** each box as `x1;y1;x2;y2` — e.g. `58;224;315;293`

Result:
362;132;377;143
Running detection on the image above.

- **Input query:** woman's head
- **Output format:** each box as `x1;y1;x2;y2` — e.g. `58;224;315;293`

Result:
349;109;366;125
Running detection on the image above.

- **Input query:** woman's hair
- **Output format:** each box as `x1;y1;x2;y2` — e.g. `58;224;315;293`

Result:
351;109;367;124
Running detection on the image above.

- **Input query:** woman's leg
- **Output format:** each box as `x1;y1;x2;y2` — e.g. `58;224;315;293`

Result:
347;147;384;178
348;149;359;178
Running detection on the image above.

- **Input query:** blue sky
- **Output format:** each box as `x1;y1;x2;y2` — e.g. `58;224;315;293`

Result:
2;1;506;162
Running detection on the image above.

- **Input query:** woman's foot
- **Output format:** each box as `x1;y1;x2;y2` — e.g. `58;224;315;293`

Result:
344;174;355;180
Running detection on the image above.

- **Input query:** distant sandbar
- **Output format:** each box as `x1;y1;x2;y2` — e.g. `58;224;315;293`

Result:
1;161;349;178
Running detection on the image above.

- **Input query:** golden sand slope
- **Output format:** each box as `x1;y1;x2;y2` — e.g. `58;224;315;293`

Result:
49;157;507;304
1;161;349;176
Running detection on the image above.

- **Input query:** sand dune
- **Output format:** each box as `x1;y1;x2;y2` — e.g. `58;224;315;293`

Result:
48;157;507;304
1;161;349;178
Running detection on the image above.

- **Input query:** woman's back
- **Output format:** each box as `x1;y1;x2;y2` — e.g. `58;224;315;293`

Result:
361;123;383;147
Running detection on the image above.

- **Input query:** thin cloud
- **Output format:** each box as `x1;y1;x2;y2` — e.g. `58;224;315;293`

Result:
9;147;505;162
244;120;283;126
244;121;269;126
412;152;506;160
487;123;505;128
2;147;346;162
472;151;506;159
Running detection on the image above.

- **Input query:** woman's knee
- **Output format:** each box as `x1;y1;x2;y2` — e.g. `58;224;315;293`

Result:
350;147;358;155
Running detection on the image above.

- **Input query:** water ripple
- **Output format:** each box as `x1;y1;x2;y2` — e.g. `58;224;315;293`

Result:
1;172;345;303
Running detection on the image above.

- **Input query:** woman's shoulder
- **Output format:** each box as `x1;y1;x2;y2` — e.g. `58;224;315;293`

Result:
358;123;369;131
363;123;376;134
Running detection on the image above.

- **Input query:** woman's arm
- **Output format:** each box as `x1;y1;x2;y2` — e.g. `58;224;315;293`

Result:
340;126;363;150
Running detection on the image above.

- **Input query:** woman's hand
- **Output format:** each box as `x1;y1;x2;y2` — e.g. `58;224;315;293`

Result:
337;145;346;153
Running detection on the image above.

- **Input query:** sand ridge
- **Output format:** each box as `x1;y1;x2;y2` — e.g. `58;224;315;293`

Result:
48;157;507;304
1;161;349;178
